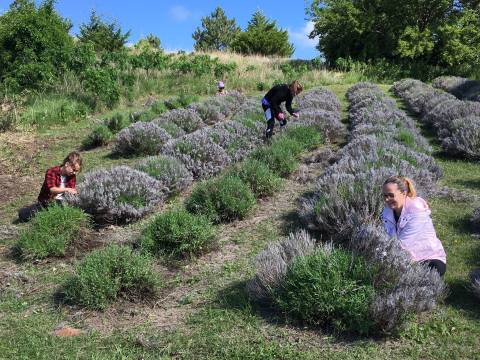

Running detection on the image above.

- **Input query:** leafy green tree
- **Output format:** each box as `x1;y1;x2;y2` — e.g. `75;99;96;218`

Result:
192;6;240;51
231;11;294;57
437;9;480;66
78;10;130;52
0;0;74;91
135;34;162;51
306;0;452;64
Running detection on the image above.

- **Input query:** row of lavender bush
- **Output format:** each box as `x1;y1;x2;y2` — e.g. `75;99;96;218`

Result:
248;82;446;334
61;87;343;309
432;76;480;102
114;91;248;156
69;87;344;225
394;79;480;295
392;79;480;159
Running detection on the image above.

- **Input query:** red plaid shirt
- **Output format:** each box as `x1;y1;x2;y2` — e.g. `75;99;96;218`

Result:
37;166;76;204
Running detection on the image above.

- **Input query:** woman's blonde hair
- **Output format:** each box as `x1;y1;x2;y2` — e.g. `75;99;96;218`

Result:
289;80;303;96
383;176;417;198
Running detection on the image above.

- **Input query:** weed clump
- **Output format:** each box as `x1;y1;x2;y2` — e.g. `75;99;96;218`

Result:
15;204;90;259
251;137;302;177
274;247;378;334
140;209;217;258
185;175;256;223
228;159;282;198
63;245;159;310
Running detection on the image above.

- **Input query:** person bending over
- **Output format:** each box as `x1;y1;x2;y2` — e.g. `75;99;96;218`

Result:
381;176;446;276
261;80;303;139
18;151;82;222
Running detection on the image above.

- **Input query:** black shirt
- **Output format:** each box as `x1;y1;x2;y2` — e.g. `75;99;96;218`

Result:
264;84;296;116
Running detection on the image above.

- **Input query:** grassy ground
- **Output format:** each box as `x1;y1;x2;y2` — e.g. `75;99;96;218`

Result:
1;82;480;359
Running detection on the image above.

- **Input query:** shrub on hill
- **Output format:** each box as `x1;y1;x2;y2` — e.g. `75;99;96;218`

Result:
72;166;167;224
185;175;256;223
134;155;193;194
15;204;90;259
63;244;159;310
274;246;378;334
139;209;217;258
114;122;171;156
228;159;282;198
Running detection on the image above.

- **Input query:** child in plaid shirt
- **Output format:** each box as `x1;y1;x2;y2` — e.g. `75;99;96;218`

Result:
18;152;82;221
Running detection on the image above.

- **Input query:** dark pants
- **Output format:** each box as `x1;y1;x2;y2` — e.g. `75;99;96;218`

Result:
18;202;44;222
421;259;446;277
18;200;63;222
262;104;286;138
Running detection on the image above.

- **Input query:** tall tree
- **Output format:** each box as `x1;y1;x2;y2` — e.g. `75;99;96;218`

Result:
306;0;453;64
231;10;294;57
78;10;130;52
192;7;240;51
0;0;74;90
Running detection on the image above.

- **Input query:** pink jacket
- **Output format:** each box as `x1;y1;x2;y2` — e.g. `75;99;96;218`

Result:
381;196;446;263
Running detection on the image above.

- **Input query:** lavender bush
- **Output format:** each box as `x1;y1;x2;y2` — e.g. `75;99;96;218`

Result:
135;155;193;194
188;90;247;124
208;120;262;161
246;229;317;302
433;76;480;101
394;78;480;158
296;87;341;112
162;130;231;179
351;224;447;331
299;168;392;237
114;122;171;156
441;116;480;158
153;108;205;133
72;166;167;224
473;207;480;230
295;109;345;143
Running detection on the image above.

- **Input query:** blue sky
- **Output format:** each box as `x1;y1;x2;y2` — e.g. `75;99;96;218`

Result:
2;0;320;59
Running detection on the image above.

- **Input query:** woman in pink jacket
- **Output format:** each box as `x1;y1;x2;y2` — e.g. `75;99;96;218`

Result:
381;176;447;276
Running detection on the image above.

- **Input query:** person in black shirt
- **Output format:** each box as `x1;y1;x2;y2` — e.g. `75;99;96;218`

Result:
261;80;303;139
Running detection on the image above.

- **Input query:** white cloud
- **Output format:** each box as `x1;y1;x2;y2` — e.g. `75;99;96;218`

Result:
164;48;192;54
288;21;317;48
169;5;191;22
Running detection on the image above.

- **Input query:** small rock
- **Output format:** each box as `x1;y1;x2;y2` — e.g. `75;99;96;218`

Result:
53;326;83;337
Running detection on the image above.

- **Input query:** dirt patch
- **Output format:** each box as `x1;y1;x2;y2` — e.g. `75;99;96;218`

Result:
0;132;47;176
0;175;38;206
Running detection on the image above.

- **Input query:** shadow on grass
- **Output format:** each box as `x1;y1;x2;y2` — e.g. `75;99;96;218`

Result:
446;213;478;237
451;179;480;190
444;278;480;320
